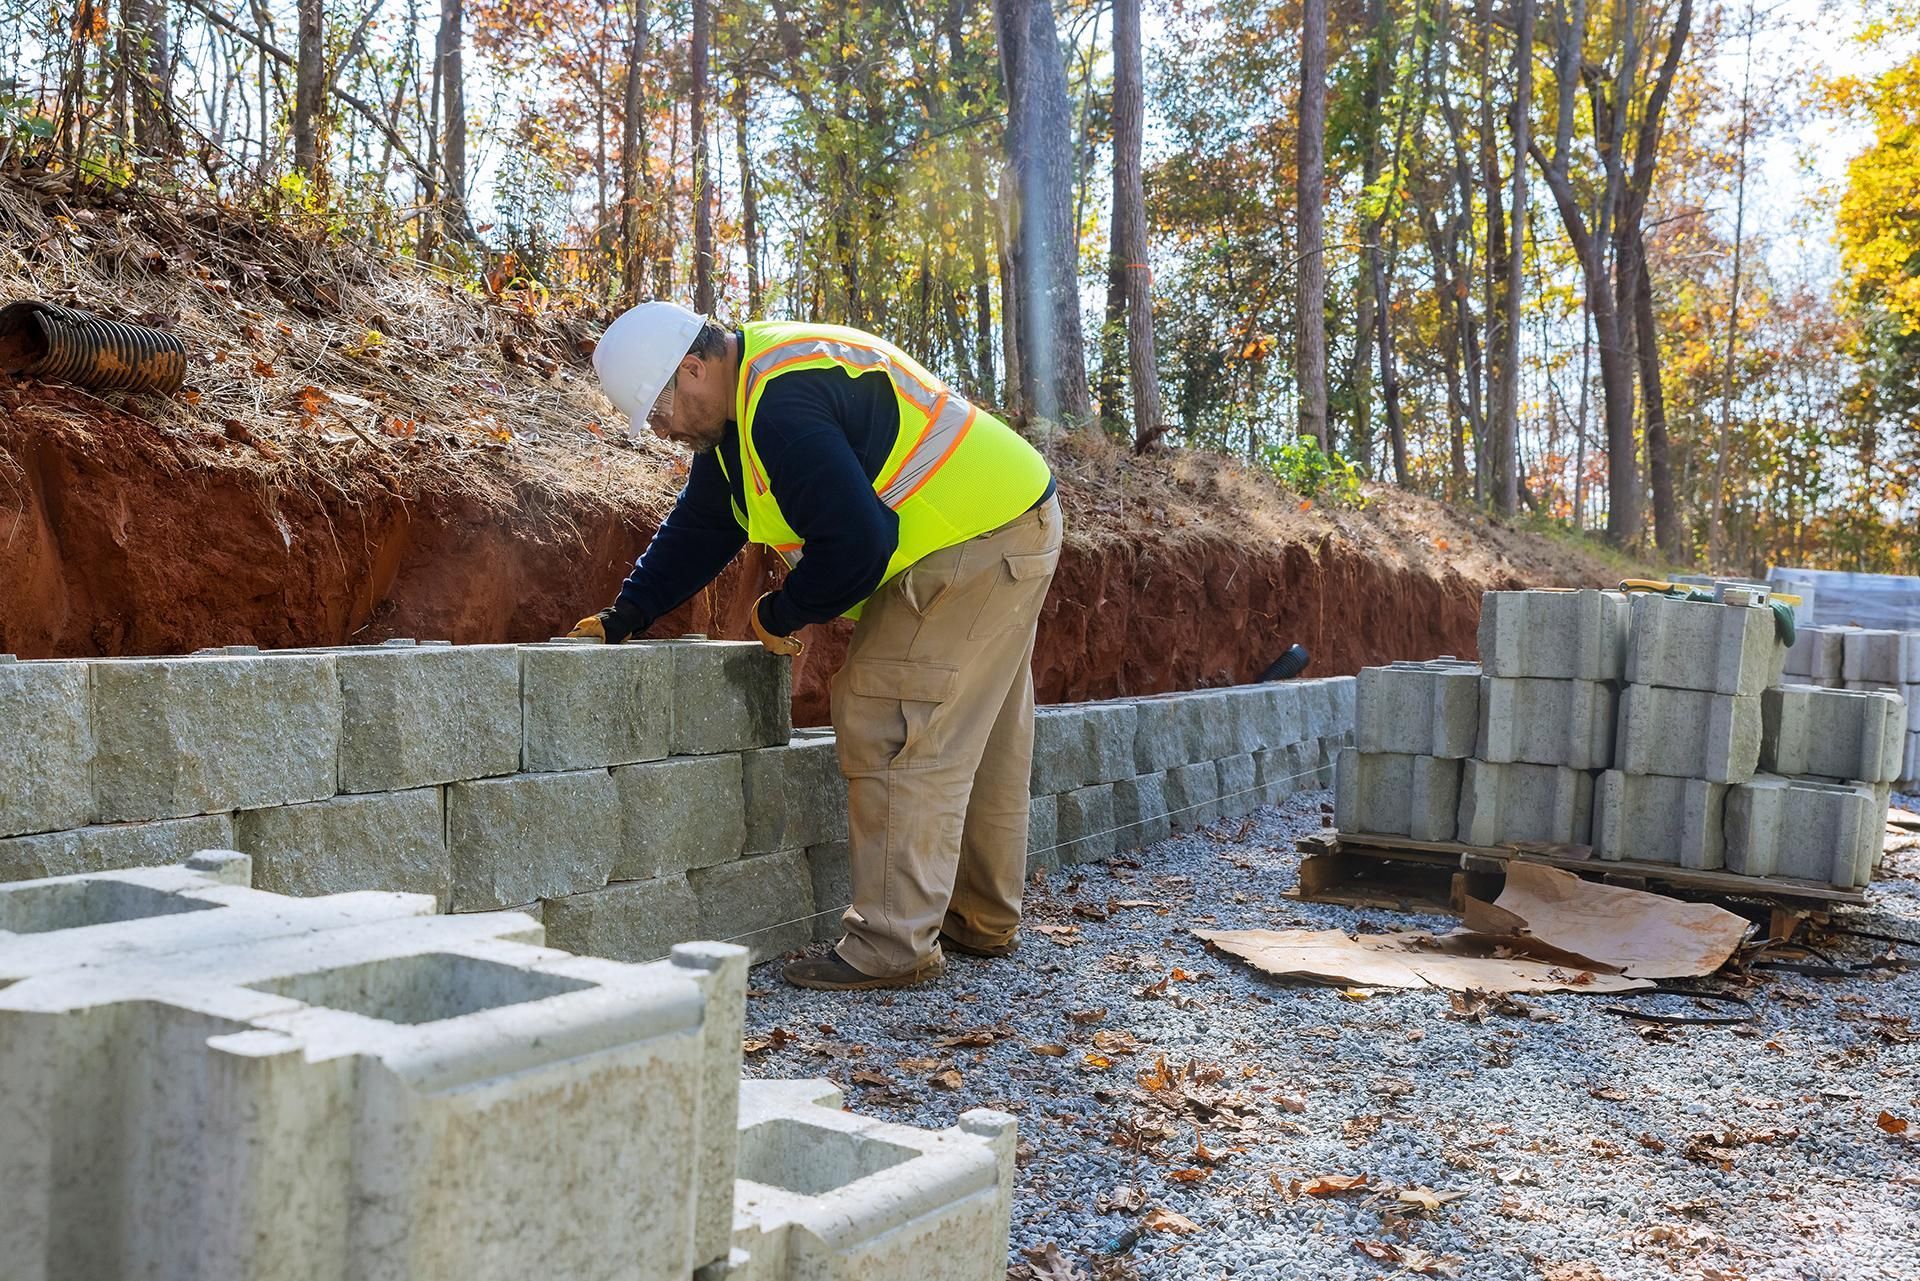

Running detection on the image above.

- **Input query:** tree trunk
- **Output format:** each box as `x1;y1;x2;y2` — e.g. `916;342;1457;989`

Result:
690;0;715;313
1629;228;1681;555
124;0;174;158
1349;0;1390;468
619;0;650;304
735;84;759;315
1111;0;1162;452
1496;0;1534;513
1708;0;1754;567
996;176;1025;420
993;0;1093;428
1295;0;1328;447
436;0;470;240
294;0;324;178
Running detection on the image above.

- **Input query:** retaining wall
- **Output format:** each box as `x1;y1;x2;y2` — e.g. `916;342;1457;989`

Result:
0;642;1354;963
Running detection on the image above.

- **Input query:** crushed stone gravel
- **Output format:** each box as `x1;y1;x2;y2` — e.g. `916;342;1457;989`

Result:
741;790;1920;1281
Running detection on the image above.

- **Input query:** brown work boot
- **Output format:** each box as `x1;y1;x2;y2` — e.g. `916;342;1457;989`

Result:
782;949;944;991
938;930;1020;959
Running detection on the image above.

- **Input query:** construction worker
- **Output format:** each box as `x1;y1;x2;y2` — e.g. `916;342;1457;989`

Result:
570;302;1062;991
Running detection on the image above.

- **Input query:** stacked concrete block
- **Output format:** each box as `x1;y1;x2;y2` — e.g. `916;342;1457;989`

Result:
1614;684;1763;784
237;787;450;907
520;641;672;771
1625;592;1783;695
803;841;852;942
1031;703;1138;794
0;660;92;838
1112;774;1172;847
91;653;343;821
1477;676;1617;769
1055;784;1117;864
0;814;234;883
542;873;701;964
1026;793;1060;874
1783;625;1847;687
333;644;522;790
616;753;749;878
670;641;793;755
687;849;816;962
723;1079;1016;1281
1841;629;1915;687
1163;759;1223;832
1760;686;1905;783
1725;777;1881;886
1592;772;1728;869
1455;760;1593;846
1479;589;1629;681
1334;748;1462;841
1355;660;1480;757
446;769;620;910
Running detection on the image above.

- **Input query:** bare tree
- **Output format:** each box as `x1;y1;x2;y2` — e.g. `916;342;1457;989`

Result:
1295;0;1328;447
123;0;175;158
619;0;651;303
691;0;715;313
293;0;324;176
1708;0;1756;566
1110;0;1162;452
436;0;471;239
1495;0;1535;513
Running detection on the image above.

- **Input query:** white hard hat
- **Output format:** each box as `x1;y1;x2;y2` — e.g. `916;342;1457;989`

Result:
593;301;706;423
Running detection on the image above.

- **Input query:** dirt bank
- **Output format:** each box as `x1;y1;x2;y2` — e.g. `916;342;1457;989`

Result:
0;392;1619;724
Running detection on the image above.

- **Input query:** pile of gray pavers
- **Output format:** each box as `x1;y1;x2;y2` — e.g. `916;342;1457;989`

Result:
1783;624;1920;789
0;641;1356;966
0;853;1016;1281
1336;587;1903;888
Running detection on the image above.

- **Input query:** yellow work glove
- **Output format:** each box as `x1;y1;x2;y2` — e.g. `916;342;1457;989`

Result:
751;593;804;657
566;615;608;642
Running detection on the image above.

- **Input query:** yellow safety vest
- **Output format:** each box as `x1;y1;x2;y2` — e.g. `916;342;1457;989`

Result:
717;320;1053;619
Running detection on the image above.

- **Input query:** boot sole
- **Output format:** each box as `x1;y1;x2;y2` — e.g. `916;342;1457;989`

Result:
784;960;946;991
939;933;1019;959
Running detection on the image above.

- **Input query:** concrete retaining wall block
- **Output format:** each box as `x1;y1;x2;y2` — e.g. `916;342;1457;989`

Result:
1783;625;1846;683
0;661;92;838
1215;753;1258;821
1841;629;1915;686
613;754;748;879
0;814;234;884
91;654;342;823
688;848;815;962
670;641;792;755
1026;794;1060;875
334;645;522;791
237;787;449;908
1031;703;1138;794
1615;684;1762;784
1476;677;1617;769
541;874;701;964
1593;770;1728;868
1625;593;1783;696
1455;759;1594;846
1760;685;1906;784
1725;776;1881;887
1333;748;1462;841
1224;682;1305;755
804;841;851;942
1112;774;1171;848
520;642;671;772
741;738;848;855
1163;760;1223;833
1055;784;1117;865
1356;660;1481;758
446;769;620;910
1479;590;1629;681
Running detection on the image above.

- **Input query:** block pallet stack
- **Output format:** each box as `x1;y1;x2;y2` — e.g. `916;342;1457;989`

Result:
1335;584;1900;891
1784;626;1920;790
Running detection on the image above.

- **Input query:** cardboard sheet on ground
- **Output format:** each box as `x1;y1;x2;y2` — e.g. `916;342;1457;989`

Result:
1192;927;1652;994
1462;861;1749;979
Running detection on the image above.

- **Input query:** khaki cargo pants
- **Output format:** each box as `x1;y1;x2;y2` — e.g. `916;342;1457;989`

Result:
830;497;1063;977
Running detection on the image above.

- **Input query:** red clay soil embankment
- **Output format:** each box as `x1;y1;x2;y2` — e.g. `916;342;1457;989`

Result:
0;390;1617;724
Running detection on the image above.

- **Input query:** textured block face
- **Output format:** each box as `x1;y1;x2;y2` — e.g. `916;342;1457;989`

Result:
540;874;700;962
1225;682;1305;755
1215;752;1258;819
1455;759;1594;847
1026;794;1059;874
1841;629;1911;685
1333;749;1461;841
519;642;671;772
1615;684;1762;784
1478;590;1628;681
804;841;852;941
740;738;847;855
1783;626;1845;682
669;641;792;755
1355;661;1481;758
1593;771;1728;868
1906;687;1920;732
1476;677;1617;769
1031;703;1139;794
1625;594;1782;696
613;754;747;880
1130;697;1191;774
1163;761;1222;832
91;655;342;822
1761;685;1906;784
1055;785;1117;865
0;661;92;838
1726;776;1879;886
334;645;522;791
445;769;619;910
1112;775;1171;849
688;848;815;961
237;788;450;908
0;814;234;883
1908;732;1920;787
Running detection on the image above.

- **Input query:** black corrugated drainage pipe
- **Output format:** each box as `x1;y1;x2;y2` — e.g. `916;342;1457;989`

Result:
0;299;187;395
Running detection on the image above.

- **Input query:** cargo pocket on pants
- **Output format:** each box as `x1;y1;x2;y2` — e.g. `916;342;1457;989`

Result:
836;658;961;773
968;545;1061;639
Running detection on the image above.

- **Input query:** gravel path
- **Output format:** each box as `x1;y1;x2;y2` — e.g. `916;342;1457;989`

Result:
741;791;1920;1281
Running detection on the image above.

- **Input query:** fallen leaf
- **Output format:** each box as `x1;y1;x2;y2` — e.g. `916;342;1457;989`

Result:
1136;1054;1174;1090
742;1027;792;1055
1588;1086;1630;1102
1638;1133;1667;1153
929;1069;964;1091
1092;1029;1141;1055
1068;1008;1109;1024
1097;1184;1146;1213
1030;1043;1070;1057
1083;1052;1114;1070
1338;987;1373;1001
1019;1242;1086;1281
1878;1111;1910;1136
849;1070;892;1087
1397;1186;1468;1212
1369;1076;1416;1098
1296;1173;1370;1198
1141;1206;1201;1235
897;1056;942;1072
1167;1168;1208;1183
1277;1094;1308;1113
1355;1240;1402;1264
1494;1167;1539;1186
932;1028;999;1048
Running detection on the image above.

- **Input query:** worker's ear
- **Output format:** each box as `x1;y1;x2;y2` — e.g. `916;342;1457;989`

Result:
679;351;706;382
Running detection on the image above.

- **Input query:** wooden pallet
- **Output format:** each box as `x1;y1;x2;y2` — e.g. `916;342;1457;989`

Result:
1293;828;1866;940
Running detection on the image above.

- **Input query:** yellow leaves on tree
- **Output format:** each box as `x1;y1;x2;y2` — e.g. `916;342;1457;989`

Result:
1833;51;1920;334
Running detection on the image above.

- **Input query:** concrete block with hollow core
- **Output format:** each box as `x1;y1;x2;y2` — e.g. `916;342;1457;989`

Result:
1112;774;1171;850
1725;775;1882;887
1760;685;1906;784
1592;770;1728;869
1476;676;1617;770
1054;784;1117;865
0;659;92;838
1478;590;1629;682
669;641;792;755
614;753;748;880
1333;748;1461;841
519;641;671;772
236;787;449;908
1615;684;1762;784
1454;759;1594;847
1356;660;1481;758
332;644;522;791
90;654;341;823
445;769;619;911
1625;593;1784;696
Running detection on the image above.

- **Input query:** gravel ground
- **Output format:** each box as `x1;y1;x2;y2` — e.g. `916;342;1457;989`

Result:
740;790;1920;1281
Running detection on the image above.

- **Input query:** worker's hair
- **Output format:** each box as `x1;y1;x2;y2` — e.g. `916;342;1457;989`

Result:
687;318;730;362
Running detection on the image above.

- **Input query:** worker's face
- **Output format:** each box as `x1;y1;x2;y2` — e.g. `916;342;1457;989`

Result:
647;352;729;454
